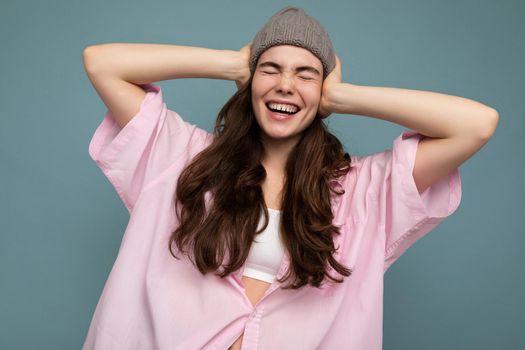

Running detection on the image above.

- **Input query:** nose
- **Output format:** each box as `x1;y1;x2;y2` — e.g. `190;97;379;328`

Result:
275;73;295;95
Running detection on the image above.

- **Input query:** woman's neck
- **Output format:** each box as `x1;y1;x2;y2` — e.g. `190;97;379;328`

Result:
260;134;299;172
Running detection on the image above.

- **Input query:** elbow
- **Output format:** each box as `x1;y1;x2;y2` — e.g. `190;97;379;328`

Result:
83;45;107;75
82;46;97;74
476;108;499;142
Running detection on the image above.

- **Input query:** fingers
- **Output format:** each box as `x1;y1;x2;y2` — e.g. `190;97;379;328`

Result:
334;55;341;70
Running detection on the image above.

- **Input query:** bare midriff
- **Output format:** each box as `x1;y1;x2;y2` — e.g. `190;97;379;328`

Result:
227;275;272;350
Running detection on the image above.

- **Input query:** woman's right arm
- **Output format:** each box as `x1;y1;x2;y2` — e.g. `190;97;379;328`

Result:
82;43;248;128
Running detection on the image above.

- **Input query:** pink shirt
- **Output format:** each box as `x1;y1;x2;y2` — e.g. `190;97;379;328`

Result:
83;83;462;350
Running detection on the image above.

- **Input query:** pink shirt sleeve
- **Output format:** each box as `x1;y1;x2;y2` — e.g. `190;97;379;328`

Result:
356;130;462;271
88;83;212;213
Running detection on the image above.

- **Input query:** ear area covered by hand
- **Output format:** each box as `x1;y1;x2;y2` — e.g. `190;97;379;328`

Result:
235;42;252;91
319;55;342;119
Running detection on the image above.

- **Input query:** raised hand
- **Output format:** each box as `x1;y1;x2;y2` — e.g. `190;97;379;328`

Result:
318;55;342;119
235;42;252;91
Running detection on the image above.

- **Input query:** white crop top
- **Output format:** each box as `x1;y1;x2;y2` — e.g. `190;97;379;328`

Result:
242;208;286;283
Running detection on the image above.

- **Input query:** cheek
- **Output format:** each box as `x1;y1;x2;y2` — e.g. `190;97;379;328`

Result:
311;89;323;104
298;85;322;106
252;76;272;93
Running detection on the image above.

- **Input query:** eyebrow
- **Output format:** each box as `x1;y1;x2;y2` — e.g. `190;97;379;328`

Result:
258;61;321;77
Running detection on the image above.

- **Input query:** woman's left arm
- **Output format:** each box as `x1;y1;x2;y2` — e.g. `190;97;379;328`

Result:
319;56;499;194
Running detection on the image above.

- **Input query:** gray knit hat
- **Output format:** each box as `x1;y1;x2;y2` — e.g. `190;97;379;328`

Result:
249;6;335;80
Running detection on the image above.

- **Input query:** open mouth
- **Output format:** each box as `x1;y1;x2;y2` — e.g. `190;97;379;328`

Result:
265;102;300;117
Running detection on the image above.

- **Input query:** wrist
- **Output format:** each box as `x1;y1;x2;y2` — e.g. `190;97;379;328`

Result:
329;83;357;115
223;50;249;82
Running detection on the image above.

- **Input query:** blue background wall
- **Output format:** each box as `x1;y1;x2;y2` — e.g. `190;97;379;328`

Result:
1;0;522;348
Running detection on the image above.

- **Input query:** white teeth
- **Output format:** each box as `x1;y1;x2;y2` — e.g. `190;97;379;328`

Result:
268;102;298;113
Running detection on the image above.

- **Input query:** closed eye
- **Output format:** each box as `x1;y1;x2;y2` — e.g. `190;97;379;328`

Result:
263;71;314;80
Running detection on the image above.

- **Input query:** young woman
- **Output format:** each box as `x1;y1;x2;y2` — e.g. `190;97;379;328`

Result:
82;6;498;350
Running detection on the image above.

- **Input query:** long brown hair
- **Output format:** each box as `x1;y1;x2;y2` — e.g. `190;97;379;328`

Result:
168;74;355;290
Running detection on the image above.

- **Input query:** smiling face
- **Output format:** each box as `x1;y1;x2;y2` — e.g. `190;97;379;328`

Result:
251;45;324;148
